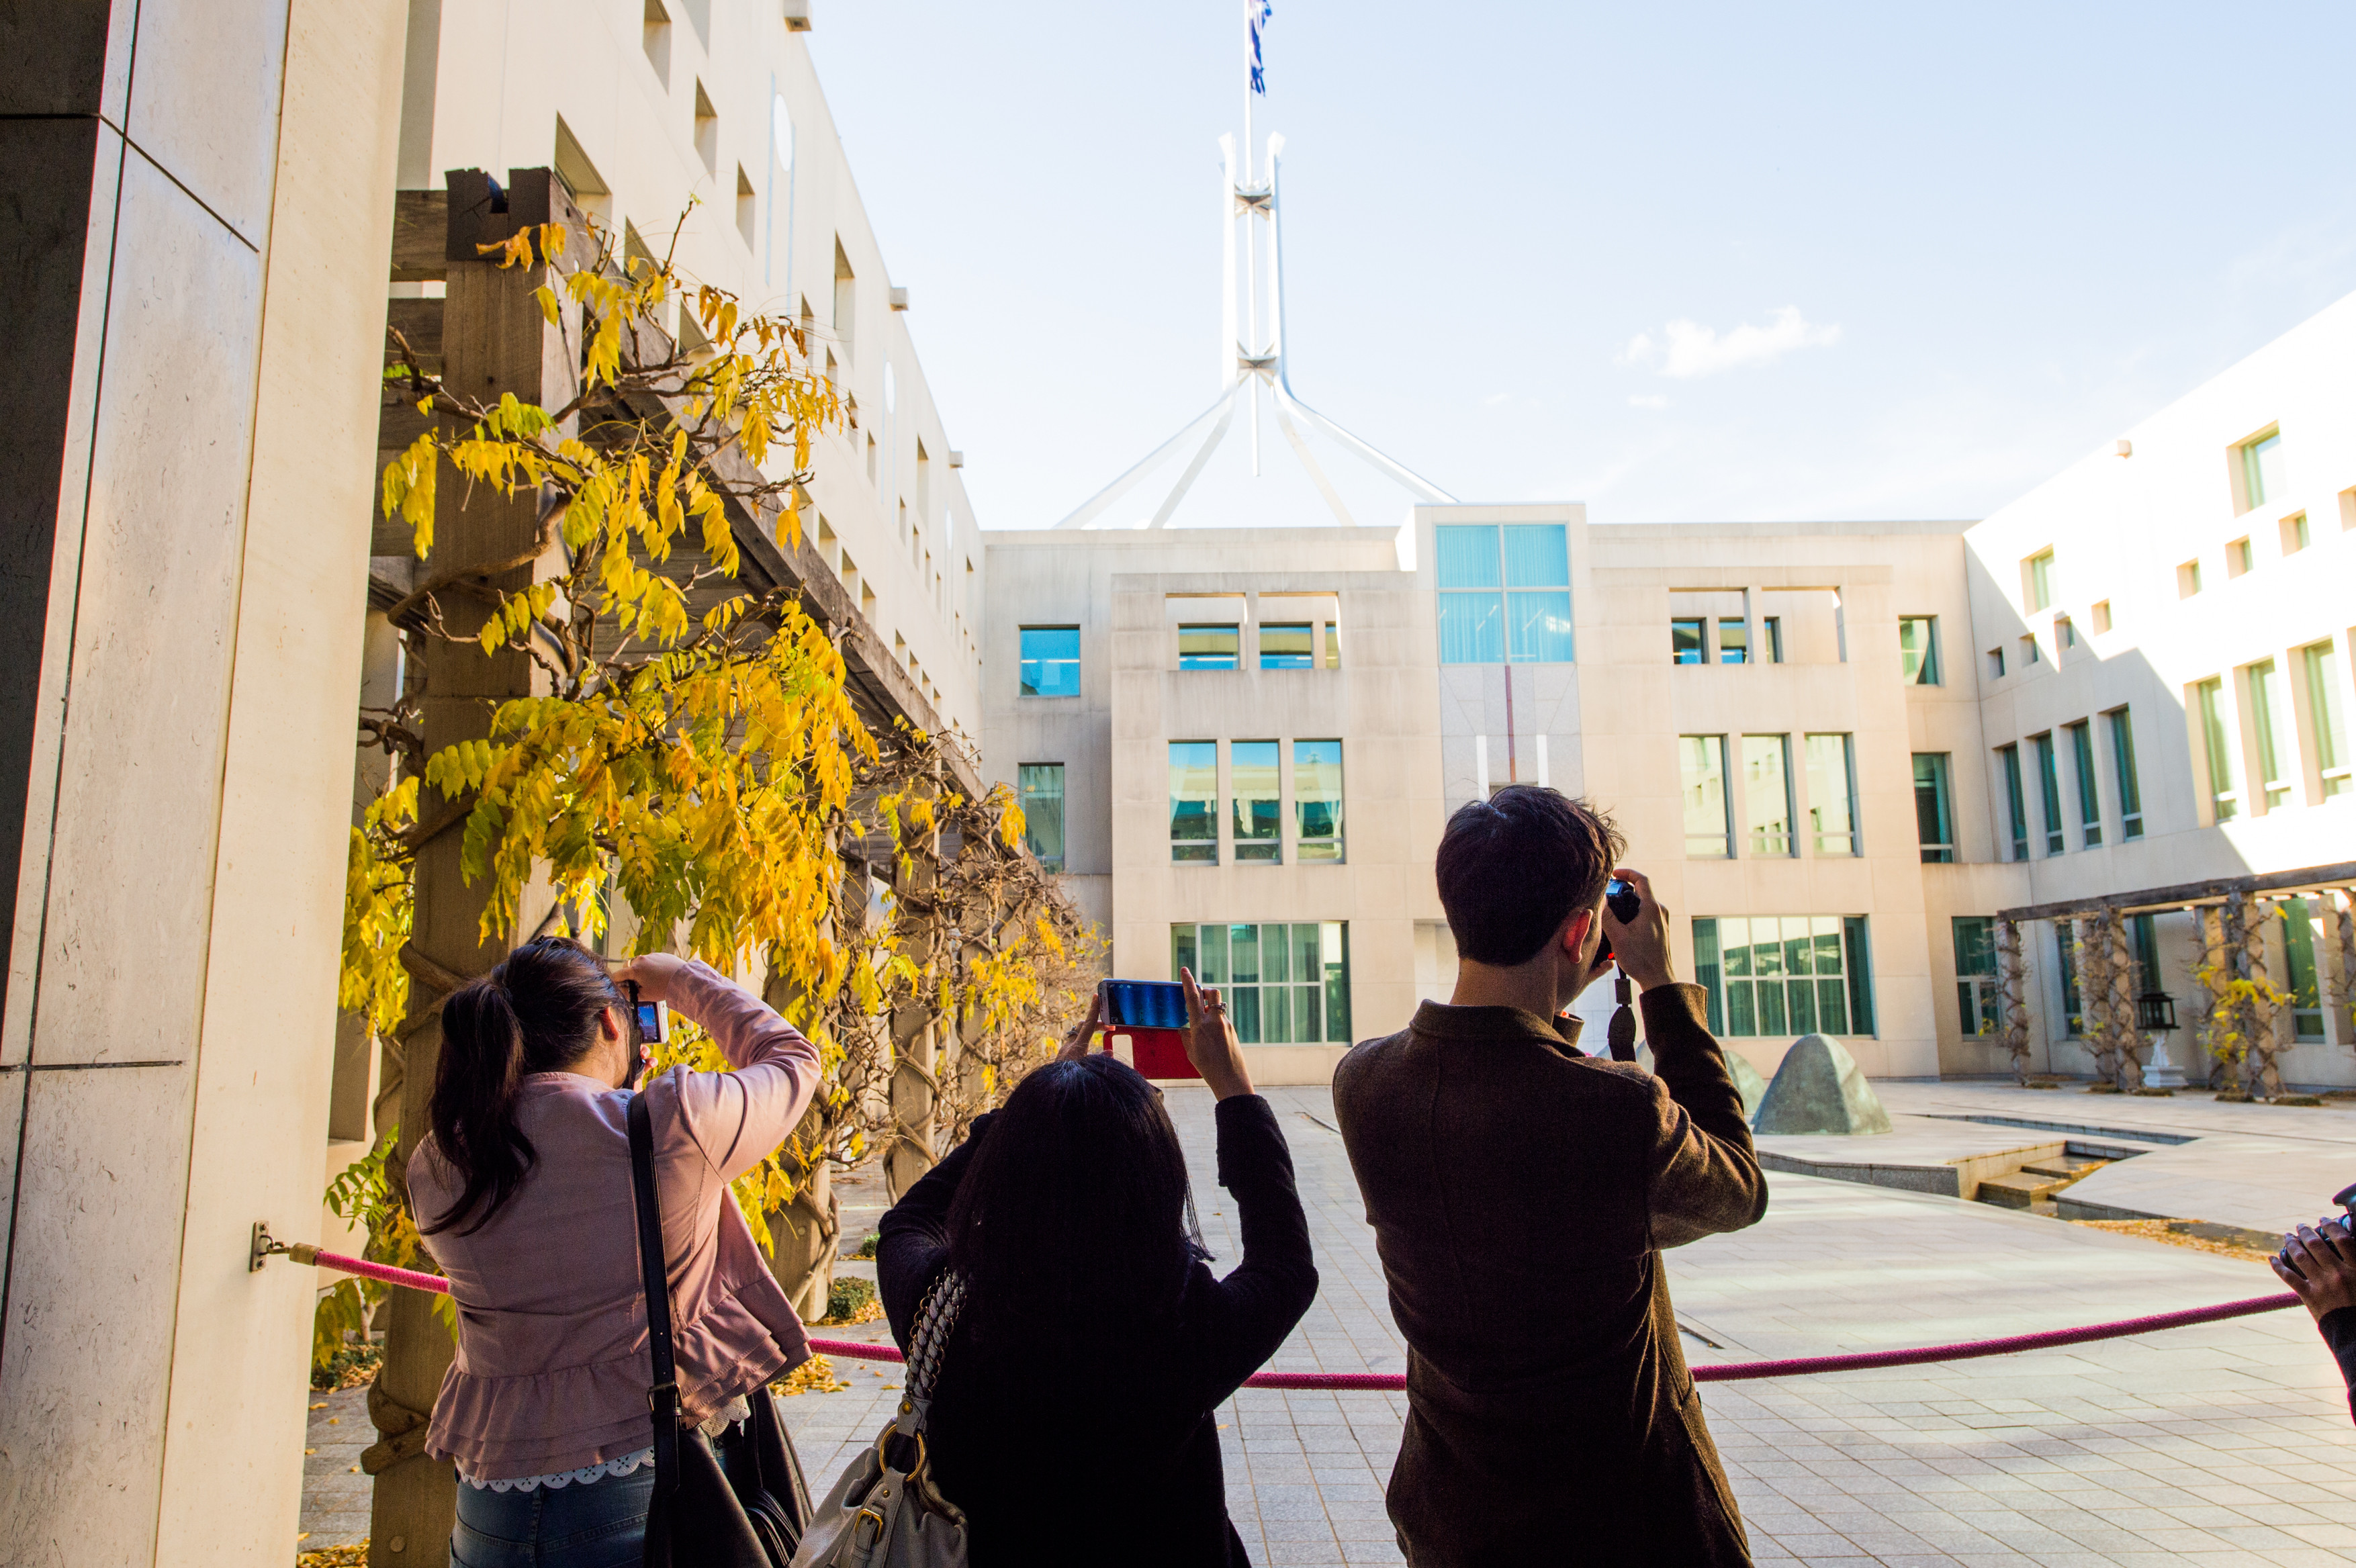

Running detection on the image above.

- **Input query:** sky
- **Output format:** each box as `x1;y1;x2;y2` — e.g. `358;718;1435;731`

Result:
806;2;2356;531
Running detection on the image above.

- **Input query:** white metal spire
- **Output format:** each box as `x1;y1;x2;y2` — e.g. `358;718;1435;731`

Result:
1053;3;1454;530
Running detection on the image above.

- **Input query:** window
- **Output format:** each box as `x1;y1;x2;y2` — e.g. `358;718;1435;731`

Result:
1436;523;1574;663
1169;743;1218;863
2056;925;2084;1038
833;240;856;361
1717;618;1748;664
1324;622;1342;669
1998;744;2029;861
735;165;757;248
1018;764;1065;873
2128;912;2161;995
692;79;718;174
1742;735;1793;857
2030;733;2065;854
2057;615;2076;650
1913;753;1954;863
1259;622;1313;670
2066;721;2101;847
1681;736;1731;858
1178;623;1239;670
2301;642;2351;797
2284;512;2311;554
2284;898;2325;1039
2177;559;2202;598
2195;677;2239;821
1295;740;1344;862
1692;916;1874;1037
1019;627;1080;697
1952;917;1999;1036
1805;733;1858;857
2249;659;2292;811
2024;549;2055;612
2238;428;2285;512
1171;921;1350;1044
1670;618;1707;664
1899;616;1940;684
1761;616;1783;663
2106;708;2143;839
1231;741;1280;862
1987;646;2005;680
643;0;672;86
2091;599;2112;635
2226;537;2253;578
2021;634;2041;666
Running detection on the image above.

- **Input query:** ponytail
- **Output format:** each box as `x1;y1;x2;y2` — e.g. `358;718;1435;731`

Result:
423;935;625;1235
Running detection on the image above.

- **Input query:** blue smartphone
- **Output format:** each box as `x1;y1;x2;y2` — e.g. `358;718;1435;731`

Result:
1099;978;1188;1030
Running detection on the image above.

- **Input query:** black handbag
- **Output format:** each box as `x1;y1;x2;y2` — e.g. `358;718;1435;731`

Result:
630;1091;815;1567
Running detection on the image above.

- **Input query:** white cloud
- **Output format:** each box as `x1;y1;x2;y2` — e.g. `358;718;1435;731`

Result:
1627;393;1670;410
1621;306;1842;379
1481;391;1512;408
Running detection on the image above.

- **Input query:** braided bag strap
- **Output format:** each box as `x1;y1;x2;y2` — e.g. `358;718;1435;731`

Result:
905;1269;968;1407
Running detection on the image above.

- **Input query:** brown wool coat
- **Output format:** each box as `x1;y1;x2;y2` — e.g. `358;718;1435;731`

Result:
1332;985;1768;1567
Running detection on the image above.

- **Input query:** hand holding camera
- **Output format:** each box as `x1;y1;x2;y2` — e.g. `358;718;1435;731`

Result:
1595;869;1676;993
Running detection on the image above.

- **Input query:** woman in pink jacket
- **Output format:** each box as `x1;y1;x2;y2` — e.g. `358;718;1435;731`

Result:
407;936;821;1568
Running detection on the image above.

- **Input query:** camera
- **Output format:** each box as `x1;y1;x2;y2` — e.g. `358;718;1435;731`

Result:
1596;876;1641;966
2275;1181;2356;1279
625;981;670;1046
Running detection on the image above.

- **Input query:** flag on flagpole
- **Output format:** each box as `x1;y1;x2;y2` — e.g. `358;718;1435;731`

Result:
1249;1;1273;95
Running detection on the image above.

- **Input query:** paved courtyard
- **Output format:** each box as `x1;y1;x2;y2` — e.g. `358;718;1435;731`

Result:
302;1082;2356;1565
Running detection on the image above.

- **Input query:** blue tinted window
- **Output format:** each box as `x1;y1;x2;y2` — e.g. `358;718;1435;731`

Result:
1438;594;1504;664
1508;591;1574;663
1503;524;1570;588
1019;627;1080;697
1435;525;1501;588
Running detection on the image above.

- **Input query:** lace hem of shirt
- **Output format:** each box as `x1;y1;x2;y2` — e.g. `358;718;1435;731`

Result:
457;1395;750;1491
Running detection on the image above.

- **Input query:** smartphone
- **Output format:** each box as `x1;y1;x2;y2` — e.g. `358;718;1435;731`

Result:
1099;978;1188;1030
1597;877;1639;965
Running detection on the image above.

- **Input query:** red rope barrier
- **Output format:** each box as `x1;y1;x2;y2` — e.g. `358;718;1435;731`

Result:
298;1246;2300;1390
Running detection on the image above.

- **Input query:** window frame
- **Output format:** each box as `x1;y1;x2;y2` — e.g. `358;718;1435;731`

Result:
2066;721;2101;847
2195;677;2239;822
1681;735;1733;859
2249;658;2292;811
1229;739;1281;863
1692;915;1874;1039
1168;740;1220;864
1952;916;1999;1036
1670;617;1707;665
1017;763;1067;873
2030;731;2065;854
1177;622;1241;671
2301;641;2351;797
2024;549;2055;612
1437;522;1575;665
2106;706;2144;839
1258;622;1314;670
1899;616;1941;685
1913;752;1954;864
1293;739;1345;864
1170;921;1351;1045
1803;733;1858;858
1741;734;1795;858
1997;743;2029;862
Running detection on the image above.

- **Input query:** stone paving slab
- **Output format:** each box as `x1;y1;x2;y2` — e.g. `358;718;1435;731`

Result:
778;1085;2356;1567
302;1384;373;1550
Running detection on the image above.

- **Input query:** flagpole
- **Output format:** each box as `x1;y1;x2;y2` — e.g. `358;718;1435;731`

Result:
1243;1;1261;474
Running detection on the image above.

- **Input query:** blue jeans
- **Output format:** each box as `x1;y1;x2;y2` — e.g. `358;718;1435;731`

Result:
450;1460;655;1568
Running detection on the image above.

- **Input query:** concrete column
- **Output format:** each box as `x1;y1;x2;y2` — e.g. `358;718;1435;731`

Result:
0;3;406;1561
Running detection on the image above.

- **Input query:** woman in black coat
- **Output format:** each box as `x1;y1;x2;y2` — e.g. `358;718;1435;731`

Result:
877;970;1317;1567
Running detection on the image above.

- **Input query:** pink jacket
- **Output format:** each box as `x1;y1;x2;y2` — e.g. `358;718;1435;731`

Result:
409;960;821;1479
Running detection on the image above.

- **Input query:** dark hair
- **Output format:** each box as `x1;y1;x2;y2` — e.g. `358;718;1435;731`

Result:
422;935;627;1236
946;1055;1208;1368
1435;784;1626;965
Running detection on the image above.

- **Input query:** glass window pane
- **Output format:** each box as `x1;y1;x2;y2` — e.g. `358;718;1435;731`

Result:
2304;643;2351;794
1743;735;1792;856
1671;618;1706;665
1199;923;1228;983
2107;710;2144;835
1230;923;1260;983
1787;976;1817;1035
1232;984;1261;1044
1681;735;1731;858
2285;898;2324;1037
1844;916;1874;1036
1435;524;1502;588
1506;591;1575;663
1722;919;1752;976
1170;741;1218;862
1727;980;1756;1036
1232;740;1280;862
1813;923;1843;978
1753;932;1784;979
1439;593;1504;664
1263;926;1290;983
1899;616;1940;684
1296;984;1322;1044
1018;626;1081;697
1018;763;1065;872
1952;917;1994;976
1817;978;1848;1035
2068;723;2101;845
2196;679;2238;820
1179;623;1239;670
1784;917;1813;978
1913;752;1954;863
1502;523;1569;587
1292;924;1321;988
1259;622;1314;670
1295;739;1345;862
1757;977;1786;1036
1717;618;1748;664
1999;745;2029;860
1171;924;1197;982
1322;923;1351;1042
2252;659;2291;806
1805;734;1856;856
1693;919;1723;1033
2032;733;2065;854
1261;978;1292;1042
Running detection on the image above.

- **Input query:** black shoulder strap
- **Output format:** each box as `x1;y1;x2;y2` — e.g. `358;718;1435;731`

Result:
629;1091;682;1504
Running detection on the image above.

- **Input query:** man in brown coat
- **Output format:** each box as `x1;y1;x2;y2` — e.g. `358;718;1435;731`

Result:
1333;786;1768;1566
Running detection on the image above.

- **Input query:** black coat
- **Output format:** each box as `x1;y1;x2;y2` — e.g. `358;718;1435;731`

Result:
1332;984;1769;1568
877;1094;1318;1568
